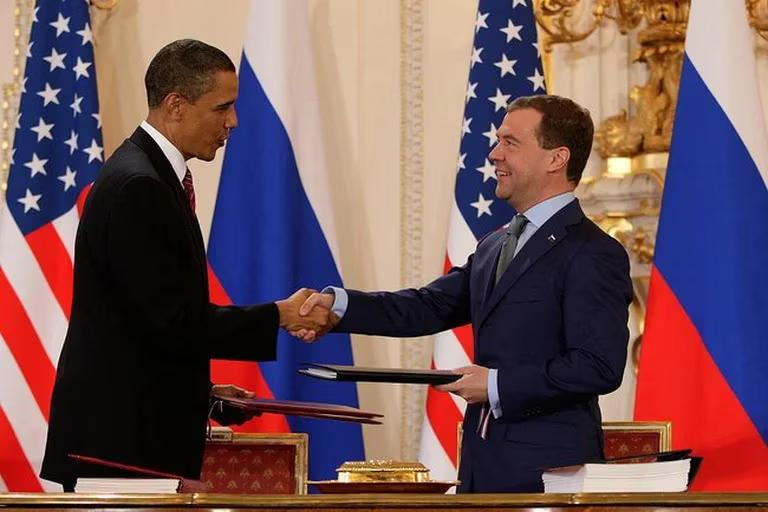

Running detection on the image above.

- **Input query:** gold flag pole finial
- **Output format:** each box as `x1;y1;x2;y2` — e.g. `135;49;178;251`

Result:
91;0;119;9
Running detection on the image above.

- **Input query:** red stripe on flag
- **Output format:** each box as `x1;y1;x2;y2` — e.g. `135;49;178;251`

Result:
25;225;73;319
0;268;54;421
76;183;92;217
635;267;768;490
207;263;289;433
425;386;463;468
207;263;232;305
0;406;43;492
443;255;453;275
452;324;474;363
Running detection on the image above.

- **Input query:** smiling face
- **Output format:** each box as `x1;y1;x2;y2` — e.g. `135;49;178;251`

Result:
488;107;571;212
174;70;238;161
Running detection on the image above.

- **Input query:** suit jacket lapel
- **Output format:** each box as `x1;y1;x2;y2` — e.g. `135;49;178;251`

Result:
477;200;584;328
128;127;208;285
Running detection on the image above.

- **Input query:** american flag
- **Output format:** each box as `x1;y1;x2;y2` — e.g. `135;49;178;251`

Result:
0;0;102;491
418;0;545;483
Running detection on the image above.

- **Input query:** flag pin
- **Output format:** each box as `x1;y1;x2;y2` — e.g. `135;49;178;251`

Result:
547;234;556;242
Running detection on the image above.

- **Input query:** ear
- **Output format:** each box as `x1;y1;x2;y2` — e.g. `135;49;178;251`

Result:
548;146;570;174
160;92;186;121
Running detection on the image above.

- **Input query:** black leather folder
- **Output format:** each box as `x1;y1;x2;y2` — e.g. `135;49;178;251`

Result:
298;363;461;385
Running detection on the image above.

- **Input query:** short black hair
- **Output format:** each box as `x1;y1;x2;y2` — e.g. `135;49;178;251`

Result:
144;39;236;108
507;94;594;184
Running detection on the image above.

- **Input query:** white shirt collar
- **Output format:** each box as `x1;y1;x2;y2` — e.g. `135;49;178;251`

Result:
140;120;187;183
520;191;576;229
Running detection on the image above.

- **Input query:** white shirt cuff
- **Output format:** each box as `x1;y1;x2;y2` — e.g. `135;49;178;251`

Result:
488;368;502;418
322;286;348;319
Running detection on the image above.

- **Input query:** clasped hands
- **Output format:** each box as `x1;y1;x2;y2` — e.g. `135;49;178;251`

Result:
276;290;490;405
276;289;337;342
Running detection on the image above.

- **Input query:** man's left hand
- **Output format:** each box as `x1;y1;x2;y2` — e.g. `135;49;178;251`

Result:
211;384;255;399
435;365;489;404
210;384;257;426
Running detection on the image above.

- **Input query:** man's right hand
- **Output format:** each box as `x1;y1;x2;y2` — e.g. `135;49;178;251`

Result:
288;292;336;342
276;288;336;341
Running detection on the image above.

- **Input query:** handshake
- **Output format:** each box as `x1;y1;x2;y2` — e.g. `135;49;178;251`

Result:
275;288;337;342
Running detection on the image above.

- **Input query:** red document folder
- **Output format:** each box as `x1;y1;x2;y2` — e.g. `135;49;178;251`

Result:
213;396;383;425
68;454;206;492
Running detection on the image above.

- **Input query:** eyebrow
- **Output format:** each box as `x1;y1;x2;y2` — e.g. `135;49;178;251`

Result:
499;133;520;144
214;100;236;109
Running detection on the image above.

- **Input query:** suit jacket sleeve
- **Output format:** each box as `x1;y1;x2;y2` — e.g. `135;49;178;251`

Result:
497;237;632;418
106;176;278;361
336;258;474;337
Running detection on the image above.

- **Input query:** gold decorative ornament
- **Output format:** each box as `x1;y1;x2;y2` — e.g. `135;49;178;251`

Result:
90;0;120;9
747;0;768;41
335;460;431;483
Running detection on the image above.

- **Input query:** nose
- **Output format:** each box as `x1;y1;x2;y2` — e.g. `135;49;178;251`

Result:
226;107;238;129
488;141;501;162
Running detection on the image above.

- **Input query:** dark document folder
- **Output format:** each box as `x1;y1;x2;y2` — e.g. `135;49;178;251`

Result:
298;363;461;385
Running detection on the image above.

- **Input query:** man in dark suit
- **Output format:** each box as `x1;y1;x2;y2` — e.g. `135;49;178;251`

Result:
297;95;633;492
40;39;329;490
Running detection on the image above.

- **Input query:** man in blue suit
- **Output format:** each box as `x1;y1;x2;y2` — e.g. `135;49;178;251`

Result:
298;95;633;493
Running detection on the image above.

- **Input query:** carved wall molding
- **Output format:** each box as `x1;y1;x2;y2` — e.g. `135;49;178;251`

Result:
399;0;429;462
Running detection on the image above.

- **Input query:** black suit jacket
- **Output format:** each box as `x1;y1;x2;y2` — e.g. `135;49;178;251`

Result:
337;200;633;492
40;127;279;487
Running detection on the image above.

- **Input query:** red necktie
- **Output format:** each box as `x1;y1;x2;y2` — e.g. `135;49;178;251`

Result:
182;168;196;213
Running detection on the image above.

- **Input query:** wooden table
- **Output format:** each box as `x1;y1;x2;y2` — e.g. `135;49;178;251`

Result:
1;492;767;511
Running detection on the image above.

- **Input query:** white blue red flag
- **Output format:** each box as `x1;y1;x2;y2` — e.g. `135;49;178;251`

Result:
0;0;102;491
635;1;768;489
207;0;363;481
418;0;545;482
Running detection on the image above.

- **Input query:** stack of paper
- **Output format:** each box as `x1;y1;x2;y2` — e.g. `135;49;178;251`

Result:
75;478;180;493
543;459;691;493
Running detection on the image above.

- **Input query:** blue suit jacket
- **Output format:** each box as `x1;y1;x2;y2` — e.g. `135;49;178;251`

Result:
337;199;633;492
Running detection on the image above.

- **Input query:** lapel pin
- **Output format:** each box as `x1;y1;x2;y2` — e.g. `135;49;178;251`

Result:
547;234;556;243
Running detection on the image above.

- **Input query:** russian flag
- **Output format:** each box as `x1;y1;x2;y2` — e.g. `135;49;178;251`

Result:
634;1;768;490
207;0;364;481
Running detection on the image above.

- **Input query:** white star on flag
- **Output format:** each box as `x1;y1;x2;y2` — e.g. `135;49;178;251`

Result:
513;0;527;7
18;188;43;213
457;153;467;172
482;122;498;148
30;117;54;142
64;130;79;154
500;19;523;43
76;23;92;45
527;68;546;91
49;13;71;37
70;93;83;115
488;88;511;112
26;41;33;58
57;166;77;191
470;47;483;68
461;117;472;135
470;193;493;217
43;47;67;71
466;82;478;103
475;11;489;33
476;159;497;182
83;138;103;163
494;54;517;77
91;112;102;128
73;56;92;80
24;153;48;177
37;82;61;106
